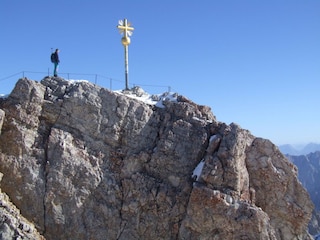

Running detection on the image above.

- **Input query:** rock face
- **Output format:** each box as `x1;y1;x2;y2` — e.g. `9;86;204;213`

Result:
0;173;44;239
0;77;314;239
286;152;320;235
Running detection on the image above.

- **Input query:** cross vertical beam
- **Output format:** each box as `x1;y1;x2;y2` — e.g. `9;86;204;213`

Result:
117;19;134;90
124;45;129;90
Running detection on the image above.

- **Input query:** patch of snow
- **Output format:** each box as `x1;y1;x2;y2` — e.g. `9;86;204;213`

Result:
67;79;90;88
226;195;234;204
0;94;8;98
272;165;279;174
155;100;165;108
68;79;90;84
153;92;178;108
209;135;218;142
115;86;178;108
192;160;205;181
192;116;213;123
192;116;204;122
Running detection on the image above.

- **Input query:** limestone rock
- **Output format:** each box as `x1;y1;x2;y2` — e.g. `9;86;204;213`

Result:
0;172;44;240
246;138;313;239
287;151;320;235
0;77;314;239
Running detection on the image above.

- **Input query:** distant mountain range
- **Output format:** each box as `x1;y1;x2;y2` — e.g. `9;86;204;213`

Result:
287;152;320;211
279;143;320;155
286;151;320;236
281;143;320;236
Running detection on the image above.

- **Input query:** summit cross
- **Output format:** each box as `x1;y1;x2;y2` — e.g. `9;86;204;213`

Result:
117;19;134;39
117;19;134;90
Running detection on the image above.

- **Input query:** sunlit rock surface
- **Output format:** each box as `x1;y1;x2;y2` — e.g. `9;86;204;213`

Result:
0;77;313;239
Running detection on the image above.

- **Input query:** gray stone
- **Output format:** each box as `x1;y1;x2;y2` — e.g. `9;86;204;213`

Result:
0;77;314;239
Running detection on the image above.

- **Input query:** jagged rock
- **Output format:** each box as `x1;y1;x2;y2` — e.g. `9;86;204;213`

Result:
179;184;277;239
0;172;44;240
287;151;320;235
0;77;314;239
246;138;313;239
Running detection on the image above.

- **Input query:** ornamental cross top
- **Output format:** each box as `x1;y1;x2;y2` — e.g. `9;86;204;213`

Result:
117;19;134;37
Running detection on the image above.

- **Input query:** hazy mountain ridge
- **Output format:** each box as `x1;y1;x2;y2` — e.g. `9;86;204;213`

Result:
279;143;320;155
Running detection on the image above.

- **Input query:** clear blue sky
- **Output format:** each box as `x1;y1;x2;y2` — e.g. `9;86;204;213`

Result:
1;0;320;145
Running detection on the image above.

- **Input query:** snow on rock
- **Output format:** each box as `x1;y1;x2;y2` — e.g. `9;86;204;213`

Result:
192;160;205;181
209;134;218;142
67;79;90;86
115;86;178;108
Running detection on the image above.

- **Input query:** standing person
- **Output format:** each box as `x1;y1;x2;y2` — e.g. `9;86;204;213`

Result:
51;48;60;77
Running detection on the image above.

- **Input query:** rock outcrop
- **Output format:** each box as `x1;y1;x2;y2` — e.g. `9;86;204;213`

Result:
286;152;320;235
0;173;44;239
0;77;314;239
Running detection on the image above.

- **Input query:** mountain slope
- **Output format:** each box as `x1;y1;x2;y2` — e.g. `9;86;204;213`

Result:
0;77;314;239
287;151;320;209
286;152;320;235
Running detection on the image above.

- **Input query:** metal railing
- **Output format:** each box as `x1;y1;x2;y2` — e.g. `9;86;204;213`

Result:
0;71;173;94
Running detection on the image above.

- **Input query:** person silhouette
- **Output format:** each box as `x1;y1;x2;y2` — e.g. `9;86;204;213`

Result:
51;49;60;77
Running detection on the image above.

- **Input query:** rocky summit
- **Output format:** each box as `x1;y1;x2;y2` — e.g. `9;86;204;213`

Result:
0;77;314;239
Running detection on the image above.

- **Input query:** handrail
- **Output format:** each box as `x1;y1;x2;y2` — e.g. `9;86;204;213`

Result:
0;71;173;93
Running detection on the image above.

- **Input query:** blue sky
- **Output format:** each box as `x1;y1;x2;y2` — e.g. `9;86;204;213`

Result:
1;0;320;145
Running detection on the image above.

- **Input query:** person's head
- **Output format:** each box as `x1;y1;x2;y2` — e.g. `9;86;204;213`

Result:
55;48;59;53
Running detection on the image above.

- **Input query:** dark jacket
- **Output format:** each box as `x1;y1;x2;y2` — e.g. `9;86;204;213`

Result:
52;52;60;63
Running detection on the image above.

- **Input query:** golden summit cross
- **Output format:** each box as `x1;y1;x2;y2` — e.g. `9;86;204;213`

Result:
117;19;134;90
117;19;134;41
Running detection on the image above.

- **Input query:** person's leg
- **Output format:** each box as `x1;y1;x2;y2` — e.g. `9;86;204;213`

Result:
53;63;57;76
53;63;59;76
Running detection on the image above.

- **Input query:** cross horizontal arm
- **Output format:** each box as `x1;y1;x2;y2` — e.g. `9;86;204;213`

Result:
117;25;135;31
